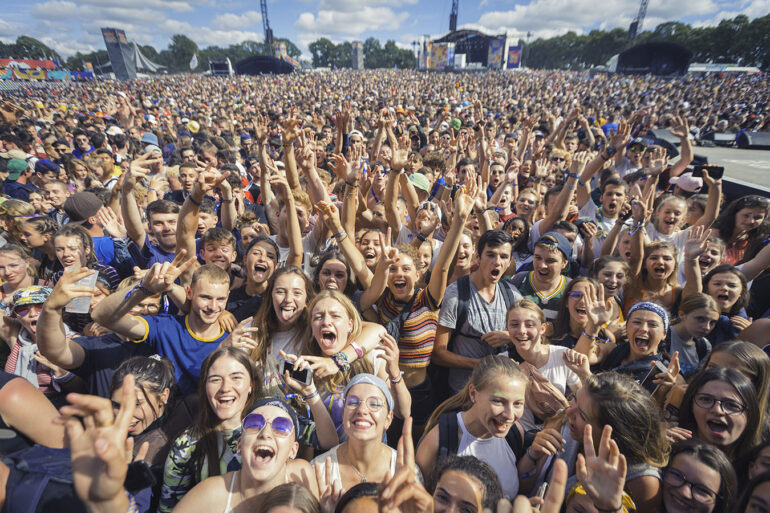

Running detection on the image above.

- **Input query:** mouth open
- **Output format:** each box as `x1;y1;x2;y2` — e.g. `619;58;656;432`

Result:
320;330;337;347
490;269;501;279
717;294;729;302
706;419;728;436
279;306;296;321
575;308;587;317
634;335;650;352
491;417;512;434
253;445;276;465
352;418;374;429
392;279;408;293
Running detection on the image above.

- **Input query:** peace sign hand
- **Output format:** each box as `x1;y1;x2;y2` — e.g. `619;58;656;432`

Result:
220;316;259;352
378;417;433;513
141;249;196;294
575;425;627;512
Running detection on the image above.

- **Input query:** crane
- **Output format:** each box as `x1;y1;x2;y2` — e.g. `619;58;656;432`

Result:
261;0;274;55
449;0;458;32
628;0;648;40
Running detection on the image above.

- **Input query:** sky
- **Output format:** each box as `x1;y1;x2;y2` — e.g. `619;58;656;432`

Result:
1;0;768;59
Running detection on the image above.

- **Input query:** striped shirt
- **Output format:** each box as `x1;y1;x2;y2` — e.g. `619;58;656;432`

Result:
375;287;439;368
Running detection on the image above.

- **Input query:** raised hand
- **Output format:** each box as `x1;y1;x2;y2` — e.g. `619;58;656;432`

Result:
219;316;259;352
562;349;591;382
528;427;565;459
315;457;343;513
328;153;353;183
377;332;402;383
653;351;680;388
389;136;409;172
125;152;162;187
195;164;230;196
268;174;292;201
60;375;137;513
282;118;302;145
141;250;196;294
684;225;708;260
454;175;479;220
379;417;433;513
668;116;690;139
648;146;669;176
575;425;627;513
95;206;127;239
253;114;269;143
315;201;344;234
44;267;96;310
608;119;631;149
279;350;317;396
584;282;614;331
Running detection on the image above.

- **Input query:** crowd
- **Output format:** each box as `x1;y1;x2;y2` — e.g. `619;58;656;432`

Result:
0;68;769;513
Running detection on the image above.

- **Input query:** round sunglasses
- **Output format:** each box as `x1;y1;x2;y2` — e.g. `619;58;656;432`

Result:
242;412;294;437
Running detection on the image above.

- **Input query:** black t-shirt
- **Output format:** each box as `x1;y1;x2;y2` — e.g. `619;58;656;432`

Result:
226;285;264;322
70;333;153;398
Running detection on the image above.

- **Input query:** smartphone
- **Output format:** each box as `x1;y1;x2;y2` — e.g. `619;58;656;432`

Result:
692;165;724;180
282;360;313;386
640;360;669;391
536;482;548;509
65;267;97;314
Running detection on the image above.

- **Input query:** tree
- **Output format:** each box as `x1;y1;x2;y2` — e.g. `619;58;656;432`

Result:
308;38;337;67
167;34;198;71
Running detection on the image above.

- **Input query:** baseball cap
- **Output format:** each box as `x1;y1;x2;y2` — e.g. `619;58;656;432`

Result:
669;172;703;193
63;191;103;224
105;126;123;136
12;286;53;311
408;173;430;193
629;137;648;148
537;232;571;261
450;118;462;131
35;159;60;175
240;133;252;141
141;132;159;147
6;159;28;181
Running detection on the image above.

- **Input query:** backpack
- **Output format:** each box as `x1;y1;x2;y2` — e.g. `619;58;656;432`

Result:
429;275;520;404
518;361;570;421
437;411;529;462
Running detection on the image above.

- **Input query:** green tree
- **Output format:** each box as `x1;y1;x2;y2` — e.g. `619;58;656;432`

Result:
308;38;337;67
167;34;198;71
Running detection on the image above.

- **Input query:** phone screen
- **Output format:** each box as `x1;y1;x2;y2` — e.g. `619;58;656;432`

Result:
282;360;311;385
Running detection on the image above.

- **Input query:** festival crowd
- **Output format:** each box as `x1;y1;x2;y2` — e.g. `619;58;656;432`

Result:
0;69;770;513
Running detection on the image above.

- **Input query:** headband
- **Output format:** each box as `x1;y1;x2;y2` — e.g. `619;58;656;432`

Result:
344;373;394;411
627;301;669;333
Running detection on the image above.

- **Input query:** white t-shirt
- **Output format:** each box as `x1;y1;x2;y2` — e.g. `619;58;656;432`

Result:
519;346;580;431
578;201;617;256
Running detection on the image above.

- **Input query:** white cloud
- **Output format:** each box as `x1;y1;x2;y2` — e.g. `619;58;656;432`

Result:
319;0;418;10
158;19;263;47
212;10;262;31
295;6;409;35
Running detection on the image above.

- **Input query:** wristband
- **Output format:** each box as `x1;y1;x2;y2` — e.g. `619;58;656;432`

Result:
332;352;350;372
595;505;623;513
389;371;404;384
126;494;139;513
581;330;600;340
302;389;320;402
221;198;234;203
567;172;580;179
189;195;202;206
345;181;359;188
350;341;364;359
565;183;577;190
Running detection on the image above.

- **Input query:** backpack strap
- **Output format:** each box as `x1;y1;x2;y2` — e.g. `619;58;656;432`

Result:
694;337;710;362
505;422;526;461
448;275;472;352
499;279;519;308
437;412;460;460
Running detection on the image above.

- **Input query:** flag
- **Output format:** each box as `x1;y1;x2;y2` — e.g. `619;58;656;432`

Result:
189;52;198;70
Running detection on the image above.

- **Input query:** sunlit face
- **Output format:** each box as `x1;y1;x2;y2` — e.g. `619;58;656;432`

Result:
457;164;474;185
433;470;485;513
596;261;627;298
532;245;567;282
245;241;278;286
200;242;236;270
342;383;393;442
627;309;666;359
618;231;632;262
197;212;218;234
388;253;420;301
489;165;505;189
311;297;353;355
272;273;307;329
506;220;525;243
507;307;544;353
43;183;68;209
318;258;348;291
497;185;514;211
706;272;742;313
477;242;511;284
54;235;88;268
515;193;537;218
469;376;526;438
662;453;721;513
455;233;473;272
734;207;765;235
656;199;687;234
188;278;229;325
112;384;168;436
698;242;723;275
14;303;42;335
129;294;162;316
357;231;382;269
417;242;433;274
205;355;252;428
240;405;298;483
0;252;28;287
686;199;704;227
19;224;48;249
600;185;626;217
178;167;198;192
680;307;720;339
692;380;747;449
147;212;177;252
645;248;676;282
566;282;592;327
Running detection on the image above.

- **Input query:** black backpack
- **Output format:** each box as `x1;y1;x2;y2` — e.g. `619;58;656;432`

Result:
429;275;519;404
436;411;530;462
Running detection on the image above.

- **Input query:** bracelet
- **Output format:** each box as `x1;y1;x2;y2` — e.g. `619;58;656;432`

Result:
332;352;350;372
350;341;364;359
345;181;359;188
389;371;404;384
582;330;600;340
302;389;320;402
189;195;202;206
126;493;139;513
415;233;427;242
578;179;585;186
565;183;577;190
221;198;234;203
525;447;538;462
595;505;623;513
567;172;580;179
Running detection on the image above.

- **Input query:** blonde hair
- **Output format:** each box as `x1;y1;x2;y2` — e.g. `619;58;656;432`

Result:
424;355;528;436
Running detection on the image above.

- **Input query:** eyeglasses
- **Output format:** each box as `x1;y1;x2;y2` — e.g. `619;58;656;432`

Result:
551;156;566;162
663;468;720;504
417;202;437;213
14;304;43;317
344;395;385;412
242;413;294;437
739;196;770;208
568;291;583;300
693;393;746;416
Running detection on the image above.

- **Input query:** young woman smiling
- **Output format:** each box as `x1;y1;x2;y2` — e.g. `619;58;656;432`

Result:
550;277;616;349
417;355;528;499
701;264;752;345
712;195;770;265
159;348;262;513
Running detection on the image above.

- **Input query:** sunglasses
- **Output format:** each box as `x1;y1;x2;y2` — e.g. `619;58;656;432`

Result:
417;202;438;213
629;146;645;153
14;304;43;317
739;196;769;208
242;413;294;437
551;156;566;162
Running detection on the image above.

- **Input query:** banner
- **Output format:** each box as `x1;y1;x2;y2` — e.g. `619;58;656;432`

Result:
430;43;449;69
0;58;58;70
487;38;505;69
506;46;522;69
189;52;198;70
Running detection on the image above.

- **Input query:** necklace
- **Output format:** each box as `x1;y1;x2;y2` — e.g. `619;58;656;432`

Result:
346;445;370;483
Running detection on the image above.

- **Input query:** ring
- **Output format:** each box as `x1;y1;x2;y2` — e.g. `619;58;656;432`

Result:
96;419;113;428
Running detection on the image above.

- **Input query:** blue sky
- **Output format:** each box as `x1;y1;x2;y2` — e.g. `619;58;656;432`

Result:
1;0;767;58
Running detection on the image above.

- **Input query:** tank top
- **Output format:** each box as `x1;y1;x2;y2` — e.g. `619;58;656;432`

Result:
456;412;519;498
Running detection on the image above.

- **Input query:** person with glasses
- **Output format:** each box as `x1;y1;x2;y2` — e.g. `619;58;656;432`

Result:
549;277;616;349
712;195;770;266
660;439;736;513
71;129;94;160
678;367;762;460
311;374;414;493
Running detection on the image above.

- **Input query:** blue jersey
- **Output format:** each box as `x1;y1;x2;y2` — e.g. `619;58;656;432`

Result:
134;314;227;395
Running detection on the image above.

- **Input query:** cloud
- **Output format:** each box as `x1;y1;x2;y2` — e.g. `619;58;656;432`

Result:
212;10;262;31
159;19;263;47
295;6;409;35
319;0;418;10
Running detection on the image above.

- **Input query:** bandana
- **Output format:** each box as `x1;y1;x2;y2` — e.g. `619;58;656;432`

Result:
627;301;669;333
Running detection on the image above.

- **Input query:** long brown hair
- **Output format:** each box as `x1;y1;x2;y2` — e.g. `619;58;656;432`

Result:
424;355;528;436
250;266;316;366
191;348;262;480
